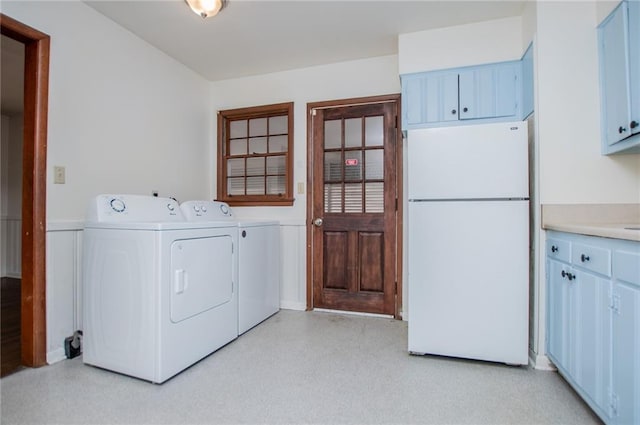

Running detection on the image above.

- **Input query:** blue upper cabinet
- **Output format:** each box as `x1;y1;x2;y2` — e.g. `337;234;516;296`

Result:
598;0;640;154
401;60;522;130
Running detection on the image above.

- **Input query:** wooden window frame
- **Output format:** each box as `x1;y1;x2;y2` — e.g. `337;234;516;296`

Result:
217;102;294;206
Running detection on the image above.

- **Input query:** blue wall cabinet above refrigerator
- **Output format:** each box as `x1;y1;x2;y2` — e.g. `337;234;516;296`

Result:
546;231;640;424
401;60;522;130
598;0;640;154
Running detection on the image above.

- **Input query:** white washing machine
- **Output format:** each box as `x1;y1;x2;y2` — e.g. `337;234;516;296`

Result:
82;194;238;383
181;200;280;335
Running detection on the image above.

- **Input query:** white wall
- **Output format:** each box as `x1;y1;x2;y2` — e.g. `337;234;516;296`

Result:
398;16;523;75
210;54;400;221
1;1;213;221
210;55;401;310
536;1;640;204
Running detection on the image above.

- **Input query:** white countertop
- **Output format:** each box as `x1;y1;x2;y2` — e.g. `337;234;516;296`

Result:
541;204;640;242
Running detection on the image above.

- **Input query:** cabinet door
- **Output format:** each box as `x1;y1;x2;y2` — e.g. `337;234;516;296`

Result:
403;76;426;127
573;269;612;417
612;282;640;425
548;259;572;370
629;0;640;137
424;73;458;123
458;64;518;120
599;2;632;146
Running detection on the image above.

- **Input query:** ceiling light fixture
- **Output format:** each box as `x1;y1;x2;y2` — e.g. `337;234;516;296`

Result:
185;0;225;18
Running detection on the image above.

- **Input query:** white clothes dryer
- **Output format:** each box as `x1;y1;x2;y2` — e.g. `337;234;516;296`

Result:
181;201;280;335
82;195;238;383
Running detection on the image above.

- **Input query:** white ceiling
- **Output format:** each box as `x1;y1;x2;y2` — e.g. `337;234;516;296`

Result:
84;0;528;81
1;1;528;114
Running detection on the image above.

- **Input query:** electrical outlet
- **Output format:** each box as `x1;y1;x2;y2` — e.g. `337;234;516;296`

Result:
53;166;65;184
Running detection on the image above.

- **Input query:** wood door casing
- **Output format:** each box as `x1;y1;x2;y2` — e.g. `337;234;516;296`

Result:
1;14;49;367
307;96;401;316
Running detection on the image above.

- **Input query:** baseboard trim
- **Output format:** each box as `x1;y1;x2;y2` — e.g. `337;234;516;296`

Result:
529;351;556;371
279;301;306;311
46;348;66;365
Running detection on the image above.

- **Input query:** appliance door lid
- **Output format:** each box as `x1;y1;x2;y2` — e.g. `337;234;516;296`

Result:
407;122;528;200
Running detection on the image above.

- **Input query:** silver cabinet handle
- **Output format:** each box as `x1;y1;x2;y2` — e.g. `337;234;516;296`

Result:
313;218;323;227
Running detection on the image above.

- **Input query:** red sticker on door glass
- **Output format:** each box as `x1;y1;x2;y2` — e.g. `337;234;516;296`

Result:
345;159;358;166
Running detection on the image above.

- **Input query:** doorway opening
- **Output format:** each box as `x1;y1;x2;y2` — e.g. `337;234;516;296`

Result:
1;13;50;370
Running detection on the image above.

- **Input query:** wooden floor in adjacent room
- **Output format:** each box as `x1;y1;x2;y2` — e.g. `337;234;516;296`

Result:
1;277;22;377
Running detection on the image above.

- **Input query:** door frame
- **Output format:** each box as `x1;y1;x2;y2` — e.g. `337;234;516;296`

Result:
306;94;403;318
1;14;49;367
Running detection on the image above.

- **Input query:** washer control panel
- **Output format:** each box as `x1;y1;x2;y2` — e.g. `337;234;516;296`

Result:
87;194;183;222
180;200;234;221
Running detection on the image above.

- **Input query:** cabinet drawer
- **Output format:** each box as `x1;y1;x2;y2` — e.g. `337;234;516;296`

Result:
572;242;611;277
547;238;570;263
614;249;640;286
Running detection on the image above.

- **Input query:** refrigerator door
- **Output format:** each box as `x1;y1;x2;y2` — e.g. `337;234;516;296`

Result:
407;122;528;200
407;200;529;365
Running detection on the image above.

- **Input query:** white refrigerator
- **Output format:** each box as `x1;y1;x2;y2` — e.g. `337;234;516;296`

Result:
407;121;529;365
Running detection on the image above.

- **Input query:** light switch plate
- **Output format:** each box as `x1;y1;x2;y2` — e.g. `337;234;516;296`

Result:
53;166;65;184
297;182;305;194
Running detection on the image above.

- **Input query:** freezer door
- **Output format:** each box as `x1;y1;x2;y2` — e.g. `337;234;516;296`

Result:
407;200;529;365
407;122;528;200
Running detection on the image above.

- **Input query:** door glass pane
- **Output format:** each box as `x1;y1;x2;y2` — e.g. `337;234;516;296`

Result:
269;135;288;152
324;184;342;213
246;157;264;176
365;182;384;213
267;156;286;175
344;183;363;213
227;158;245;177
324;152;342;182
365;116;384;147
266;176;285;194
345;118;362;148
249;118;267;137
365;149;383;180
229;139;247;156
246;177;265;195
249;137;267;154
344;151;362;181
324;120;341;149
230;120;247;138
269;115;288;134
228;177;245;195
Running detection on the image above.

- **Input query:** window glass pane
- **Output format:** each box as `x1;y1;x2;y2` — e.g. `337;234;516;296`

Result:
269;115;288;134
365;183;384;213
324;120;341;149
266;176;285;194
227;158;245;177
246;177;265;195
345;118;362;148
230;120;247;138
267;156;285;175
249;118;267;137
229;139;247;156
324;152;342;182
249;137;267;154
365;149;383;180
228;177;245;195
269;135;288;153
324;184;342;213
344;151;362;181
246;157;264;176
365;116;384;147
344;183;363;213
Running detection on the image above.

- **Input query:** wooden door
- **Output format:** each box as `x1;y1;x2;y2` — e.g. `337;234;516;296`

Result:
309;98;399;316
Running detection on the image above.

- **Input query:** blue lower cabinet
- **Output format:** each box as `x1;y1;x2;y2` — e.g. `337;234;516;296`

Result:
547;231;639;424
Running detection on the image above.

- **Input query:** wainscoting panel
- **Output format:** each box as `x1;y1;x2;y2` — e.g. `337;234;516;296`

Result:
279;223;306;311
45;223;83;364
1;217;21;278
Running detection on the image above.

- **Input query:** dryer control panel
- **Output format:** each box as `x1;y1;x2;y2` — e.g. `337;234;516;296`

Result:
86;194;184;222
180;200;234;221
